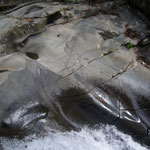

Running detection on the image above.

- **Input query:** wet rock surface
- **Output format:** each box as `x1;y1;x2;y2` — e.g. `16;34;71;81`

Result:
0;0;150;149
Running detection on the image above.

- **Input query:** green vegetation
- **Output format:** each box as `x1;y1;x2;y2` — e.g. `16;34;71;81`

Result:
123;42;135;49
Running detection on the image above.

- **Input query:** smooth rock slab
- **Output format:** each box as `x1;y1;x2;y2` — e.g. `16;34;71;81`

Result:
0;0;150;148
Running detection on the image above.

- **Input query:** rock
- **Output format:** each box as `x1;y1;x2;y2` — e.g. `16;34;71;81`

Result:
0;0;46;15
136;37;150;69
0;2;104;55
0;0;31;5
0;0;150;147
129;0;150;20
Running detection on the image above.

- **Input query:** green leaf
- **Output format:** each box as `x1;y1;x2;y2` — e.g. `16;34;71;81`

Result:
127;43;135;49
123;42;135;49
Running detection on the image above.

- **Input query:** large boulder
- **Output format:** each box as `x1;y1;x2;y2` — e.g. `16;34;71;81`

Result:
0;0;150;149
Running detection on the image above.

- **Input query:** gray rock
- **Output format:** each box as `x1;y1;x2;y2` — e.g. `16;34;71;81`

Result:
0;0;150;147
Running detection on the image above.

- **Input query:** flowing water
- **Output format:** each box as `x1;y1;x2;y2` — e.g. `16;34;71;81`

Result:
1;125;148;150
0;87;150;150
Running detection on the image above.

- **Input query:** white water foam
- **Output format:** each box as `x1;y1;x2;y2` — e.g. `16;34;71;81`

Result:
1;125;148;150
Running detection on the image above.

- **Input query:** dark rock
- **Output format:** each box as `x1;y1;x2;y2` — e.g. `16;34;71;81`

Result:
129;0;150;20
